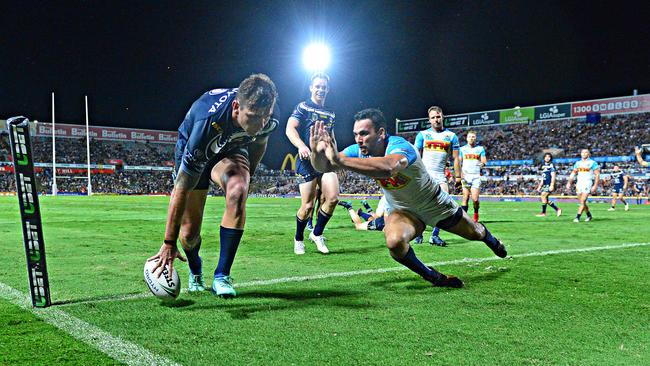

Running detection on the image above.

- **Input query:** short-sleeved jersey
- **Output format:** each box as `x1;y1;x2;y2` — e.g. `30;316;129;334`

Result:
541;162;556;185
460;144;486;175
610;170;625;188
572;159;599;184
342;136;439;214
414;128;459;175
176;88;279;178
290;99;335;145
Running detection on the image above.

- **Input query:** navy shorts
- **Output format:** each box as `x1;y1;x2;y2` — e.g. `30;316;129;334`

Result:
612;186;624;194
296;157;323;183
367;216;385;231
174;146;249;190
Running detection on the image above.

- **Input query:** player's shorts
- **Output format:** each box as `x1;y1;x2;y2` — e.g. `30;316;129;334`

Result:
427;171;448;186
576;181;592;194
541;184;552;193
296;157;323;183
367;216;385;231
612;185;624;194
173;146;249;190
397;186;461;229
462;174;482;189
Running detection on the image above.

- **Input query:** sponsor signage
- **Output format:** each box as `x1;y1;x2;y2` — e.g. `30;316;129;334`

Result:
571;95;650;117
486;159;534;166
535;103;571;120
31;122;178;144
444;115;469;128
500;107;534;124
396;119;424;133
468;111;499;127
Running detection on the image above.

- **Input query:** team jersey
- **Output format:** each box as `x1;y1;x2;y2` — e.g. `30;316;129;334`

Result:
540;162;556;185
572;159;599;184
176;88;279;178
414;128;459;174
342;136;439;214
459;144;486;175
610;170;625;188
290;99;335;145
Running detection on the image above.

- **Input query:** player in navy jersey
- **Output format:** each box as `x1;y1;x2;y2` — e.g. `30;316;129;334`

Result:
607;166;629;211
338;196;390;231
535;153;562;217
631;179;646;205
148;74;279;298
286;73;338;255
310;109;507;288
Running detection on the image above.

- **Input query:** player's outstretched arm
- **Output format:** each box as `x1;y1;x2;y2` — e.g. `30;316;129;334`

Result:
148;171;194;276
309;123;338;172
635;146;649;167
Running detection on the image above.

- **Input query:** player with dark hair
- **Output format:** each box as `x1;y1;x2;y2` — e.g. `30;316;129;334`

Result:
310;108;507;288
607;165;629;211
149;73;279;298
566;149;600;223
535;153;562;216
459;131;487;222
414;106;460;246
286;73;338;255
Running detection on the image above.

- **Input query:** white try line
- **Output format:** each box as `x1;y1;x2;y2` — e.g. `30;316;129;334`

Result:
58;241;650;306
0;282;181;366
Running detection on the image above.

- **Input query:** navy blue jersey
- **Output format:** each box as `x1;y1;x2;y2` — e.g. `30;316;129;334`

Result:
176;88;279;178
289;99;335;144
540;162;556;185
611;171;625;188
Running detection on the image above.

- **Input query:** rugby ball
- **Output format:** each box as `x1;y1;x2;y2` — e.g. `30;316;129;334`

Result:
144;259;180;300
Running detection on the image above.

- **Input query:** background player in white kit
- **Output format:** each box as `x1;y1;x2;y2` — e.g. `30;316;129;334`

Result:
566;149;600;222
459;131;487;222
414;106;461;246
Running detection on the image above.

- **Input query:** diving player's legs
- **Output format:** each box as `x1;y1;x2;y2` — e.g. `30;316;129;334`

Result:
209;153;251;298
309;172;339;254
295;178;319;254
439;208;507;259
179;189;208;292
384;211;462;288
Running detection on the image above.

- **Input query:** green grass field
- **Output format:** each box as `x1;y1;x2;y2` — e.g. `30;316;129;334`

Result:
1;196;649;365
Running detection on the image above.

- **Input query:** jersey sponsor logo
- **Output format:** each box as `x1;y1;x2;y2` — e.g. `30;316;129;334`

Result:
577;167;592;172
376;173;411;190
208;88;229;95
208;89;237;113
424;140;450;152
463;153;480;160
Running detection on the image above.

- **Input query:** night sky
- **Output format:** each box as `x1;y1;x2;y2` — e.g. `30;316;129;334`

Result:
2;0;649;167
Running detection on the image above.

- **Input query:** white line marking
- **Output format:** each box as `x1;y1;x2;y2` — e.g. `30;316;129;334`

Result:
58;241;650;307
0;282;181;366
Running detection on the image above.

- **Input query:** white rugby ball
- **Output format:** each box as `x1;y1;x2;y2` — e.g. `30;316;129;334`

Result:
144;259;180;300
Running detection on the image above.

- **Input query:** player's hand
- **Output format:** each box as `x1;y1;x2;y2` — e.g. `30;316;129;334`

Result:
549;185;555;192
147;242;186;278
298;146;311;160
590;186;597;195
565;182;571;190
635;146;642;155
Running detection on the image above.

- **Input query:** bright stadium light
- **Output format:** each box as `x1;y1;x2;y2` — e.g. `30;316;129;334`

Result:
302;43;331;72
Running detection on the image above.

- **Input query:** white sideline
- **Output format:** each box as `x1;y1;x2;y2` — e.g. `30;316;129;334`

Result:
0;282;181;366
62;241;650;306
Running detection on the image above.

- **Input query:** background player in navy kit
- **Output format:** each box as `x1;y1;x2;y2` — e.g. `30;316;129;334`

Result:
286;73;338;255
148;74;279;298
535;153;562;217
607;165;629;211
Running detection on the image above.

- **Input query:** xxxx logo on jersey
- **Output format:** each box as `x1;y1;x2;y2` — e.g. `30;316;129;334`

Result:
577;167;591;172
424;140;450;152
464;153;480;160
376;173;411;190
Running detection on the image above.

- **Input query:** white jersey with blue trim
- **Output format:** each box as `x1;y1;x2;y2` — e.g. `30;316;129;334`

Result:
342;136;439;214
460;144;486;175
572;159;599;184
414;128;459;175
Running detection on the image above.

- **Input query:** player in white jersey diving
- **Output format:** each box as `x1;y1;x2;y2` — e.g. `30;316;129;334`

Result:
414;106;461;246
310;108;507;288
566;149;600;222
459;131;487;222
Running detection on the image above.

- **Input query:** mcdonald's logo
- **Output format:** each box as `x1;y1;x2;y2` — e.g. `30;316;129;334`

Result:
281;153;298;171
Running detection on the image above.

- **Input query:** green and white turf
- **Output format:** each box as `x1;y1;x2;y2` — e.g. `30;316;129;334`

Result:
1;196;648;365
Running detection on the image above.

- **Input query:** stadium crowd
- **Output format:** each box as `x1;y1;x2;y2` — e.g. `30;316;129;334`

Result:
1;112;649;197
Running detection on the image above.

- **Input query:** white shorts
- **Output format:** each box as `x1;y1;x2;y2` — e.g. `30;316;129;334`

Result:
427;171;448;186
576;181;592;194
397;188;460;228
462;174;482;189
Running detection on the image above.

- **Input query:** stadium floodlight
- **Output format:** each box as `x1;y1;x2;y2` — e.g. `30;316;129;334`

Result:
302;43;331;72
